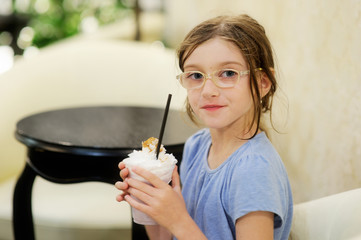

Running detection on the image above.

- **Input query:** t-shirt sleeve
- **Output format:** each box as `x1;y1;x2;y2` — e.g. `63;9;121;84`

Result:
226;154;286;228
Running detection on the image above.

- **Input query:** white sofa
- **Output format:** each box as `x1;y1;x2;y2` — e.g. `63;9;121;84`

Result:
0;177;132;240
290;187;361;240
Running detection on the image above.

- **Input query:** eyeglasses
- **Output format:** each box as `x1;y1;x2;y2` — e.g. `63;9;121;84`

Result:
176;68;260;90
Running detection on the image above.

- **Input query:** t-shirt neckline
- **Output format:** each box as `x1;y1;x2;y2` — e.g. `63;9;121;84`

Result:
202;130;266;173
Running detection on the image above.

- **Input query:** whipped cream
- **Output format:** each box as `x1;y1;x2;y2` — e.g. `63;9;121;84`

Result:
122;137;177;183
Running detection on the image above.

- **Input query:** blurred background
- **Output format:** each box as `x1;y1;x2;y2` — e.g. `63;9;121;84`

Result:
0;0;361;239
0;0;145;74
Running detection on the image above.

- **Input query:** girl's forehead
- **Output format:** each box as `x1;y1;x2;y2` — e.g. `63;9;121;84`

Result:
184;37;247;69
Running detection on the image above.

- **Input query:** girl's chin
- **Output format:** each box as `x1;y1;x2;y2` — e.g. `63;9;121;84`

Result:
200;115;244;130
201;119;229;129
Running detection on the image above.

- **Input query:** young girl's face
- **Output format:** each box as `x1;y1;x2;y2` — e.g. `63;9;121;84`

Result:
185;37;255;132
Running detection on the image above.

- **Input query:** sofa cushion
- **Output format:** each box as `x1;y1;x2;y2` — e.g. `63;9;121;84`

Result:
0;177;132;240
291;188;361;240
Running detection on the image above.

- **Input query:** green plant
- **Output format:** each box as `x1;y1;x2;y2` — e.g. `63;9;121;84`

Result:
13;0;132;48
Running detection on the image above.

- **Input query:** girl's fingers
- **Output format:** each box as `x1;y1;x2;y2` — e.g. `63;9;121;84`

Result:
171;166;180;187
118;161;125;169
115;180;130;203
126;185;154;205
115;180;128;191
171;166;182;194
126;176;158;198
116;162;131;203
115;193;124;202
115;189;129;202
130;166;167;189
118;161;129;180
124;195;150;213
119;168;129;180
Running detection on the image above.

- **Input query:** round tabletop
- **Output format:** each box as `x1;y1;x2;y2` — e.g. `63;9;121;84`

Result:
16;106;197;156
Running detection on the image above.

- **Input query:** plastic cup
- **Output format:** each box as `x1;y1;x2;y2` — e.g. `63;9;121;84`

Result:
125;162;176;225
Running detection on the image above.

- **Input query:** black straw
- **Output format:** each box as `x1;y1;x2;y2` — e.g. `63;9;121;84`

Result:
156;94;172;159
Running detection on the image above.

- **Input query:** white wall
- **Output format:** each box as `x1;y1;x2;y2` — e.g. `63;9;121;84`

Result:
164;0;361;203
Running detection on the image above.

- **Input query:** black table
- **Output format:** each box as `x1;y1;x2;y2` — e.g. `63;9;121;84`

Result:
13;106;197;240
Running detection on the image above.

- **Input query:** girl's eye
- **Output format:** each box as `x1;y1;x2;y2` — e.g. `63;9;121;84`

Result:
186;72;204;80
220;70;238;78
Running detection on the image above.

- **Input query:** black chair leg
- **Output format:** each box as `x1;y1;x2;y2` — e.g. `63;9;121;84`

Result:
13;163;37;240
132;222;149;240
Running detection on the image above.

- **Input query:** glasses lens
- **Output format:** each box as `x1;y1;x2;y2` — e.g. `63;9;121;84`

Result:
214;69;239;87
181;71;204;89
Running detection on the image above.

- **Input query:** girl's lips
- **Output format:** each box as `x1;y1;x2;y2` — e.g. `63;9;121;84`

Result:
201;105;224;111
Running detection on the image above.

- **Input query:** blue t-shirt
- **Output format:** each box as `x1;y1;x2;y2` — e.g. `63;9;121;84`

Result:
179;129;293;240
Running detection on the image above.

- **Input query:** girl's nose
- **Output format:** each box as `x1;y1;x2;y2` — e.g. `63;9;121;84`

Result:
201;77;220;98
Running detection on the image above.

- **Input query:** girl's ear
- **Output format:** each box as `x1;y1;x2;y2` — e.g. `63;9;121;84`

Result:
258;69;273;98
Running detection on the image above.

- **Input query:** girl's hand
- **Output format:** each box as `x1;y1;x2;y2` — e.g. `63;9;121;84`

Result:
115;162;130;202
124;166;188;231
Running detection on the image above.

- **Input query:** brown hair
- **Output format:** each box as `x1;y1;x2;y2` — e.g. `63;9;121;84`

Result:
177;14;277;139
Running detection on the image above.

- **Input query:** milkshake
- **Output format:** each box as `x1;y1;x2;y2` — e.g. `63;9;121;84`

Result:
122;137;178;225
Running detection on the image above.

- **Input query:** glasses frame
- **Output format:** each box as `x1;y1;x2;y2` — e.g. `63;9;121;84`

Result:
176;68;263;90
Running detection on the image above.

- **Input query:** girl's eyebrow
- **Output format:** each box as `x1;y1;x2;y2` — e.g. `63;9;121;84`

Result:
184;61;245;70
220;61;246;67
183;63;201;70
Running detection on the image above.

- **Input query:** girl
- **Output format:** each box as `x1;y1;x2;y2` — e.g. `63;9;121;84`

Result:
115;14;293;240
